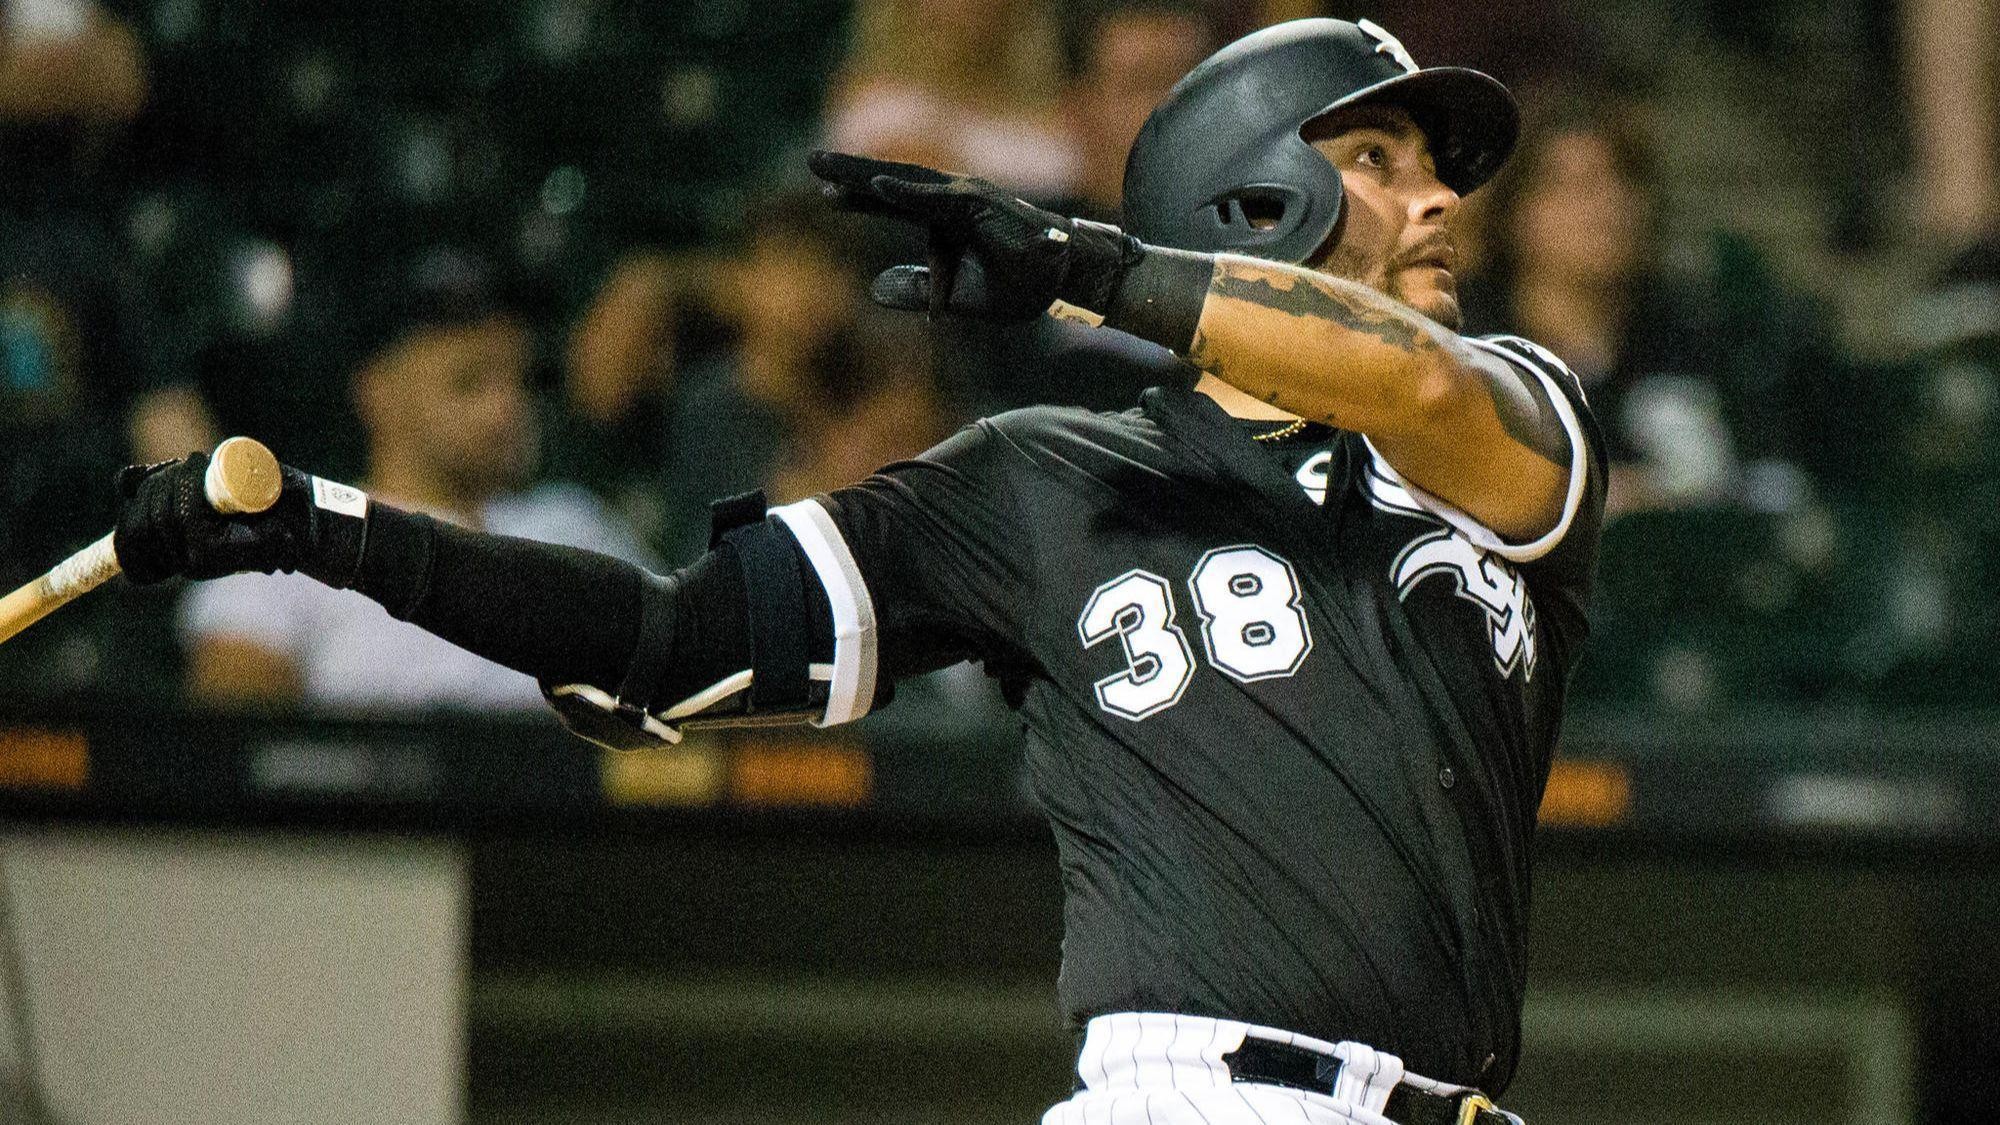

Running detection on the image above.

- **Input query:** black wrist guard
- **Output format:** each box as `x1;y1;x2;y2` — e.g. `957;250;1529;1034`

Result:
296;477;373;590
1101;241;1215;355
1046;220;1214;356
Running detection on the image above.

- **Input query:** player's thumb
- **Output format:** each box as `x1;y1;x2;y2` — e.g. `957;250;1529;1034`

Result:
869;265;934;312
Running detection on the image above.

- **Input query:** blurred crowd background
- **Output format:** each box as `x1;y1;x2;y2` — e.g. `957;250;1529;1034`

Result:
0;0;1996;720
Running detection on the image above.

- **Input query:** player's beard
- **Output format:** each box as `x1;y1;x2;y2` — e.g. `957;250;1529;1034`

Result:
1412;284;1463;331
1314;242;1463;331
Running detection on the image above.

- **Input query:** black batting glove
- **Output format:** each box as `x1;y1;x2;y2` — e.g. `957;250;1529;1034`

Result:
809;150;1139;322
113;455;364;586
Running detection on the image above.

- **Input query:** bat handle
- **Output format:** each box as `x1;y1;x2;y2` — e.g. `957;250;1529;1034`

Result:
0;534;119;647
203;436;283;516
0;437;283;648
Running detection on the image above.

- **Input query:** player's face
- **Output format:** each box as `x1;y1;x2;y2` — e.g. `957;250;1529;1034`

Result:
1302;105;1463;329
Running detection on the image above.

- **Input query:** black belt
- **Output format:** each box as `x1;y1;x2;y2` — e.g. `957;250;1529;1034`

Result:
1221;1037;1513;1125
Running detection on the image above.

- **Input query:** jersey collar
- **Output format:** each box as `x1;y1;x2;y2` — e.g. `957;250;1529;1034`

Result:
1140;385;1334;525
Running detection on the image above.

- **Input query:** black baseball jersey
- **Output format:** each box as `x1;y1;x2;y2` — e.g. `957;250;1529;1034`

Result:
780;334;1605;1092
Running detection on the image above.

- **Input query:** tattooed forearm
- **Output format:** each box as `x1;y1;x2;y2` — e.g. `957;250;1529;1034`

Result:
1485;359;1572;469
1194;257;1571;466
1185;324;1270;400
1184;257;1576;537
1186;258;1452;429
1205;261;1433;354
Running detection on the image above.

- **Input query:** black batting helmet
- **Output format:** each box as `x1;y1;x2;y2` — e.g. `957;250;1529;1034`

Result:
1121;18;1519;264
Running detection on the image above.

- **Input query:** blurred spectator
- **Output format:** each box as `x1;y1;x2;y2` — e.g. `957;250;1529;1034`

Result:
1054;0;1216;223
767;308;950;502
565;250;679;433
179;248;654;712
1901;0;1998;252
1457;89;1829;517
0;216;175;577
826;0;1078;196
933;0;1210;416
639;193;891;561
0;213;193;700
0;0;145;128
0;0;172;511
0;0;217;699
541;192;900;560
913;3;1213;420
0;0;219;462
0;0;198;443
546;246;683;530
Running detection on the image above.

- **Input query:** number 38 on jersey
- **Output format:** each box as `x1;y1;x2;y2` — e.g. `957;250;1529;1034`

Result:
1076;545;1312;721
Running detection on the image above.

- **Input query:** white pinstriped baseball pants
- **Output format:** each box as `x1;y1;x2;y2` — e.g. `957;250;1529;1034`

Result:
1040;1012;1520;1125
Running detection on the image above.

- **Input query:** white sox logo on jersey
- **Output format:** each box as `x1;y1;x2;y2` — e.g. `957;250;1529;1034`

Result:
1296;450;1333;506
1078;443;1544;719
1362;454;1539;681
1391;530;1537;679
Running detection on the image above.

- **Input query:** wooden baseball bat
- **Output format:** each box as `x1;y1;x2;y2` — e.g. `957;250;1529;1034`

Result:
0;437;283;648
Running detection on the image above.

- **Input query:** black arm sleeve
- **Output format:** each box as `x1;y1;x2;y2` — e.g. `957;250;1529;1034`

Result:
332;502;778;705
307;422;1030;726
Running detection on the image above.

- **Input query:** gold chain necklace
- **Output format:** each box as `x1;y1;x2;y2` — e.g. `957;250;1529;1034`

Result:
1251;418;1308;443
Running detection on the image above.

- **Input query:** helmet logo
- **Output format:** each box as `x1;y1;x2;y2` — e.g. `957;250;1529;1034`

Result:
1357;19;1419;74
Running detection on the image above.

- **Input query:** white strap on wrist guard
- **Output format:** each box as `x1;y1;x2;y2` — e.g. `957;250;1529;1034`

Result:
542;665;836;751
539;490;880;753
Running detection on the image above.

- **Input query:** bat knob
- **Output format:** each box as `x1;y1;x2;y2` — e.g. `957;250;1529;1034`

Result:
204;437;283;515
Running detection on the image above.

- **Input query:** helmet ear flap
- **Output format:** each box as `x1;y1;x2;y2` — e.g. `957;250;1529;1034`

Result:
1213;187;1292;234
1201;183;1331;259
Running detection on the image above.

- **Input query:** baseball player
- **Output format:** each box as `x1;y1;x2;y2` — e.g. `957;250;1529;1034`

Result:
109;18;1602;1125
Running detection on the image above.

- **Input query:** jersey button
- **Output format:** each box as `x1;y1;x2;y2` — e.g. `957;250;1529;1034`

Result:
1438;766;1457;790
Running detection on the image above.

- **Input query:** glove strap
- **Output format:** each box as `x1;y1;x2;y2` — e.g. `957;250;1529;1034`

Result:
1055;220;1215;356
1056;220;1139;313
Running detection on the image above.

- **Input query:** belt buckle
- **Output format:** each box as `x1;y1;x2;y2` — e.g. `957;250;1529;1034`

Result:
1456;1093;1497;1125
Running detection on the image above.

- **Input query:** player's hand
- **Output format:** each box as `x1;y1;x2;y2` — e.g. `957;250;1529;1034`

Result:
808;150;1136;322
112;453;322;584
